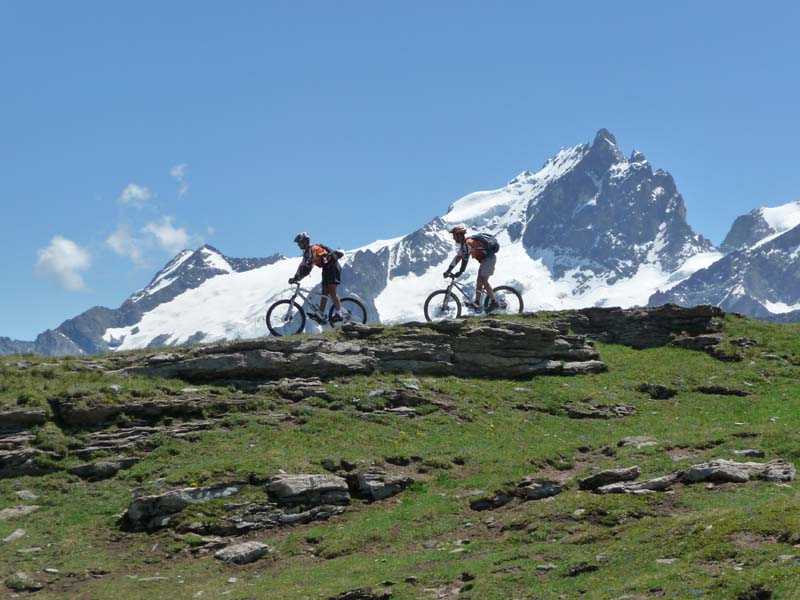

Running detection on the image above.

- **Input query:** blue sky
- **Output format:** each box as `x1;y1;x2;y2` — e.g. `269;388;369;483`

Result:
1;1;799;340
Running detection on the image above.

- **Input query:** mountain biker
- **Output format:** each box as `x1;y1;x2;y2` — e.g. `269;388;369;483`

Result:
288;232;343;323
443;225;499;312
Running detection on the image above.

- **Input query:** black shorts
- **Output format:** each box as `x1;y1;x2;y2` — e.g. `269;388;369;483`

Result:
321;263;341;286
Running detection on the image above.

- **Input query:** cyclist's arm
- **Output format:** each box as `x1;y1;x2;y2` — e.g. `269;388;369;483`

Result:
292;248;315;281
446;244;469;274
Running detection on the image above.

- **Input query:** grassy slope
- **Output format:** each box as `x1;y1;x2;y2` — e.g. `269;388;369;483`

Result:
1;315;800;599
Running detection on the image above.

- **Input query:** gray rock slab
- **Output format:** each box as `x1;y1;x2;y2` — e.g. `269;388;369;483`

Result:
0;505;40;521
266;474;350;506
214;541;270;564
124;484;243;531
579;466;641;490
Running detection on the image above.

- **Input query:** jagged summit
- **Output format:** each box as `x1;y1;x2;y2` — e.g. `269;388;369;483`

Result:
593;128;618;147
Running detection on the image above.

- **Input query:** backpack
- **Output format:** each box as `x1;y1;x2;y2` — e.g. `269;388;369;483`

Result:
471;233;500;255
319;244;345;262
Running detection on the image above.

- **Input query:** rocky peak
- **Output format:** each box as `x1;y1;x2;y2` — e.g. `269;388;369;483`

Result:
721;201;800;253
588;128;625;166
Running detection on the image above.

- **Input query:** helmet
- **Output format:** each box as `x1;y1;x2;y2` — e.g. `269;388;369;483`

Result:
293;232;309;244
450;225;467;236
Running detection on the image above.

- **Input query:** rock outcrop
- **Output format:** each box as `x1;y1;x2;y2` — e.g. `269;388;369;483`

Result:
561;304;723;349
122;319;604;383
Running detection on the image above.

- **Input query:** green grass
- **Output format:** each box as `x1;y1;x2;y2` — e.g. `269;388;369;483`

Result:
2;314;800;598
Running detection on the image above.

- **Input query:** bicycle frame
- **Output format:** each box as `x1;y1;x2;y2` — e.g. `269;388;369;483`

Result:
444;277;474;302
285;284;330;317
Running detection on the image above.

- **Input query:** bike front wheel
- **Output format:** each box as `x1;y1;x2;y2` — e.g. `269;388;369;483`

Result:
330;297;368;326
486;286;524;314
424;290;462;322
266;300;306;336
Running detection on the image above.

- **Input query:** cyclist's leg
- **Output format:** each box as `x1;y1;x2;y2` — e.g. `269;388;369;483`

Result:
319;288;328;314
474;275;484;306
479;255;497;303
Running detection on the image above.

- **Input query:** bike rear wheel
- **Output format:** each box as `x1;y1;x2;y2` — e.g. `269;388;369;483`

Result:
330;297;368;326
266;300;306;336
424;290;462;322
486;285;524;314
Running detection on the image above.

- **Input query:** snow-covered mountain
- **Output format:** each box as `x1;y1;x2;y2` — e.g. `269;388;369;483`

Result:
650;201;800;320
8;128;780;356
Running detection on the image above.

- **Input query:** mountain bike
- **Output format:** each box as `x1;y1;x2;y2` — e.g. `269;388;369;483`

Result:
423;275;524;322
265;283;367;336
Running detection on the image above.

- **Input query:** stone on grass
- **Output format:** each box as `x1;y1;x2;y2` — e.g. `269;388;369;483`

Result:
617;436;658;449
214;541;270;564
578;466;641;491
0;505;40;521
266;474;350;506
636;383;677;400
3;529;26;543
595;472;683;495
5;572;44;592
521;482;563;501
683;459;795;484
15;490;38;501
123;484;243;531
348;469;413;501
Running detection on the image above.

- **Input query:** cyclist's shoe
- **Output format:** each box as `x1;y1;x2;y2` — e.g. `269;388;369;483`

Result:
464;301;482;311
330;312;344;324
308;313;328;325
486;300;501;313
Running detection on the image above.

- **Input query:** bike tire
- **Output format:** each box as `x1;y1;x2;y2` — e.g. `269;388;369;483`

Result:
265;299;306;336
424;290;462;322
330;297;368;326
486;286;524;314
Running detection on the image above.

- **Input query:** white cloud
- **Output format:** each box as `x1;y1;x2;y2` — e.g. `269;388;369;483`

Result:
142;216;190;254
35;236;92;291
106;227;145;265
170;163;189;197
119;183;153;207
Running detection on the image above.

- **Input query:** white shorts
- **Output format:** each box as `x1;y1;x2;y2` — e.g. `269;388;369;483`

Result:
478;254;496;277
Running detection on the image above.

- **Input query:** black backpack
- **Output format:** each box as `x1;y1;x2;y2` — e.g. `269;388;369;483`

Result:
471;233;500;255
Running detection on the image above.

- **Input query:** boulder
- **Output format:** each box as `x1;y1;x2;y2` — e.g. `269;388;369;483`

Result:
594;472;683;494
266;474;350;506
123;484;244;531
521;482;563;500
579;466;641;490
683;459;795;484
0;505;40;521
348;469;413;501
214;541;270;564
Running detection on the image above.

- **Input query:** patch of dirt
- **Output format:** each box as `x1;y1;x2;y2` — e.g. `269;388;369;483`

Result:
730;531;781;549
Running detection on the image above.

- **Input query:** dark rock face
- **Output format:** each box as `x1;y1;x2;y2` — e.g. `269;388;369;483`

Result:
563;304;723;349
123;319;603;383
522;130;713;280
650;224;800;322
721;210;774;252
